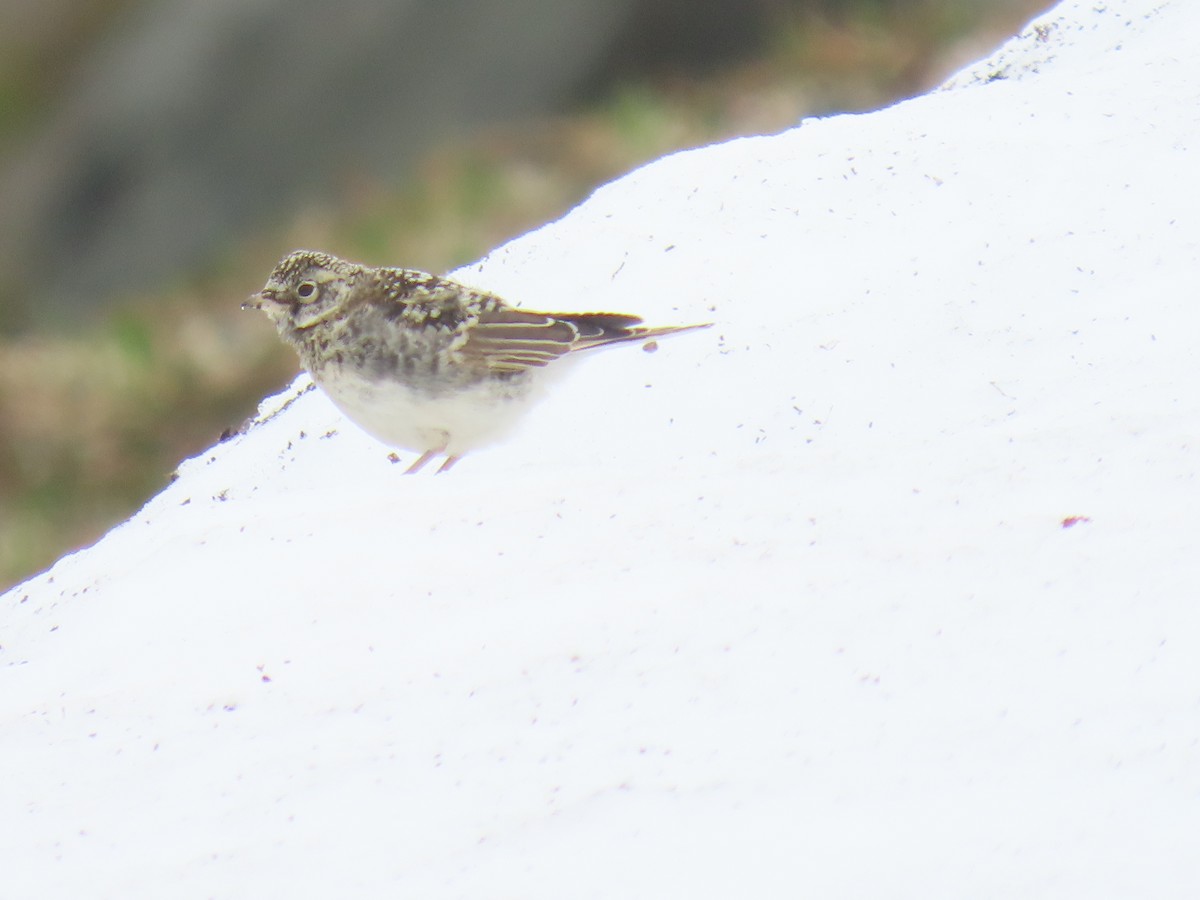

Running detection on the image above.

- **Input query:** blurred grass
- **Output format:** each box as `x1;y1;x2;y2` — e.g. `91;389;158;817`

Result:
0;0;1048;590
0;0;140;147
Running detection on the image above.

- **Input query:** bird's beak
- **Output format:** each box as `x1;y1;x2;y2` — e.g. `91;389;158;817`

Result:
242;289;274;310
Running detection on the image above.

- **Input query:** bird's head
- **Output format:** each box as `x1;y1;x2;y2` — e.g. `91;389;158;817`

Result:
244;250;363;332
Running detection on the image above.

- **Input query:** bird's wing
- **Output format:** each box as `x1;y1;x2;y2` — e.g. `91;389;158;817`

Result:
461;309;648;373
375;268;709;374
376;271;482;331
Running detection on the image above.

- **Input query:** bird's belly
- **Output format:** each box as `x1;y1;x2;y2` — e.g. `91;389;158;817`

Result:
314;366;534;455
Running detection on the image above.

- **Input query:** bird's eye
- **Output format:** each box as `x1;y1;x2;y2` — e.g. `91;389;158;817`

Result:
296;281;319;301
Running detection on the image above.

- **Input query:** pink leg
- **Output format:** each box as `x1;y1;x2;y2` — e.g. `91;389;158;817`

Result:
404;449;439;474
435;455;462;474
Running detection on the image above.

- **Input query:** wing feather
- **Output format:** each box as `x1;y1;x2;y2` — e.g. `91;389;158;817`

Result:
461;307;709;373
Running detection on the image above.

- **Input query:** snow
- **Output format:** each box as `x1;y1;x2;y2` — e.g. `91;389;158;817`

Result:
5;0;1200;895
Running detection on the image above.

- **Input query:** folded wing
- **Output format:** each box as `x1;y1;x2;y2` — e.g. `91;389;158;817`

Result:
463;309;708;374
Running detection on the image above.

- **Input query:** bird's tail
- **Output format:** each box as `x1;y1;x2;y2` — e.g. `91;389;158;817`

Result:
562;313;713;352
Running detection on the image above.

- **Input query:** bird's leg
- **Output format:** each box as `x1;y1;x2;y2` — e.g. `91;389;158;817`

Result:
406;432;452;474
404;449;439;474
435;455;461;475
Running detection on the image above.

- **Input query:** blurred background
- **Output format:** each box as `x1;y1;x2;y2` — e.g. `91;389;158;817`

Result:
0;0;1050;589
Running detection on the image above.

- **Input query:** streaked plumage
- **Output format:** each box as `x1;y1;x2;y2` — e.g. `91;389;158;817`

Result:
245;250;710;472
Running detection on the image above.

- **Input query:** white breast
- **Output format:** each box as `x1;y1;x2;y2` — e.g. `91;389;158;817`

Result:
314;365;538;457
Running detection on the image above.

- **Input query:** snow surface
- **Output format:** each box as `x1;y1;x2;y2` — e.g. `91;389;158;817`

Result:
5;1;1200;895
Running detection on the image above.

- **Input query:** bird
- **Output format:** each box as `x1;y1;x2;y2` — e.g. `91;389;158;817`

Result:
244;250;711;473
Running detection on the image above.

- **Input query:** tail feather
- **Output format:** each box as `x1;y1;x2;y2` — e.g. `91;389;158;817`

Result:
465;307;712;373
560;314;713;352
